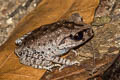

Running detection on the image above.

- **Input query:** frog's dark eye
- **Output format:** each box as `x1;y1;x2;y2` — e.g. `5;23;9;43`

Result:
70;31;83;40
75;31;83;40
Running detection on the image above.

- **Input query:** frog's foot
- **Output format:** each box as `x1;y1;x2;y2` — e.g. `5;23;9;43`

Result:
69;60;80;66
33;64;61;71
58;60;80;71
43;64;61;71
58;65;68;71
48;56;80;66
71;49;78;56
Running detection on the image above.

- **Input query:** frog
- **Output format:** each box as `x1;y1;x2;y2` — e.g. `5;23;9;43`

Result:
14;13;94;71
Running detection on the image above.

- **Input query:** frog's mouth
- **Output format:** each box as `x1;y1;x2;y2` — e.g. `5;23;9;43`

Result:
70;28;93;41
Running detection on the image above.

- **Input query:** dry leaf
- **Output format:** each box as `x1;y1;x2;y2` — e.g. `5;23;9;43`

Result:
0;0;99;80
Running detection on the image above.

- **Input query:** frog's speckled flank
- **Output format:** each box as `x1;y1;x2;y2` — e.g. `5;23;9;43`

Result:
15;13;94;71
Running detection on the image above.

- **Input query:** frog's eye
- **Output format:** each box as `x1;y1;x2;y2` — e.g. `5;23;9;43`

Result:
70;31;83;40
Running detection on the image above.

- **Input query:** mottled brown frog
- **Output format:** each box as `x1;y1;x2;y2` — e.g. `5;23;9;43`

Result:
15;13;94;71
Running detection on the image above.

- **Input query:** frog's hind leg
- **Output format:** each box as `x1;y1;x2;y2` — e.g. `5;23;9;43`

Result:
31;63;61;71
47;56;80;70
19;57;61;71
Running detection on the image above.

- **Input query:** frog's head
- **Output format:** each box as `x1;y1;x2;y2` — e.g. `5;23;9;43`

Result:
57;14;94;50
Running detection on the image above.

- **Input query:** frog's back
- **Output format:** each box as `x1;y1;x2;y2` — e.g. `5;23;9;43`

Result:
15;21;65;47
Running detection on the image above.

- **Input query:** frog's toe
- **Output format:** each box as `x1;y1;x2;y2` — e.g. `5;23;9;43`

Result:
71;60;80;65
71;49;78;56
46;64;61;71
58;65;67;71
55;64;61;67
58;61;80;71
47;68;53;72
43;66;53;71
